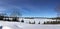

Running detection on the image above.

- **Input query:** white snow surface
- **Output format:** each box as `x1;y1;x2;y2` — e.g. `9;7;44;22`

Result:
0;19;60;29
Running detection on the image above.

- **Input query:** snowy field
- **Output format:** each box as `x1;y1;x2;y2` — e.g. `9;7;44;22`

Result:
20;18;57;24
0;19;60;29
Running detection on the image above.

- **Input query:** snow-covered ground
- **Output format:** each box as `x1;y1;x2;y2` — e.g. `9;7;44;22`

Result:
0;18;60;29
20;18;57;24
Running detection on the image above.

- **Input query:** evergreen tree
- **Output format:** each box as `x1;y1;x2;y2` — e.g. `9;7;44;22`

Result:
38;21;40;24
21;19;24;23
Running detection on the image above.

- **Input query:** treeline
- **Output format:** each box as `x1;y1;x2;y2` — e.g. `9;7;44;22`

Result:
0;15;19;22
44;21;60;24
48;17;60;20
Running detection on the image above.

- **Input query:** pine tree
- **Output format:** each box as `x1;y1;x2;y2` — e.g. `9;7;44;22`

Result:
21;19;24;23
29;21;31;24
38;21;40;24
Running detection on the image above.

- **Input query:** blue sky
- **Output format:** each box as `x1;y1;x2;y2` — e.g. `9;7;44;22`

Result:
0;0;60;17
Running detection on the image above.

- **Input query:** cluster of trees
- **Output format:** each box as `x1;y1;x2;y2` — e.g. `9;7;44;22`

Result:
0;8;22;22
0;13;18;21
0;15;4;20
44;21;60;24
20;19;40;24
29;21;35;24
0;15;19;22
29;21;40;24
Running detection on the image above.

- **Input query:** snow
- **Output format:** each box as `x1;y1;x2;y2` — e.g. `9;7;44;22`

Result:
22;19;54;24
0;18;60;29
0;21;23;29
2;26;12;29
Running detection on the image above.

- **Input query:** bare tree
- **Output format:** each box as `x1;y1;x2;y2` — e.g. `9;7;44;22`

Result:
55;4;60;17
54;4;60;22
0;13;7;16
10;8;22;17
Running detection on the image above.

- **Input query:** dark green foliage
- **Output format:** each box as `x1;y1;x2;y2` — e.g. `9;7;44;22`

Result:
3;17;19;22
44;21;60;24
0;15;19;22
44;22;45;24
51;17;60;20
29;21;31;24
29;21;35;24
33;21;35;24
25;17;34;19
0;16;4;20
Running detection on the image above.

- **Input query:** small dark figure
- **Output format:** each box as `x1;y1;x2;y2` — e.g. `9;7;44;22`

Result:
29;21;35;24
44;22;46;24
21;19;24;23
29;21;31;24
32;21;35;24
38;21;40;24
33;21;35;24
